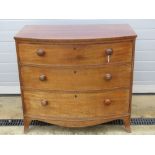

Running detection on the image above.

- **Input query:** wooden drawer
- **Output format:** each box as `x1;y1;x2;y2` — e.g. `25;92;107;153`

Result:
23;89;129;118
18;42;133;65
21;64;131;91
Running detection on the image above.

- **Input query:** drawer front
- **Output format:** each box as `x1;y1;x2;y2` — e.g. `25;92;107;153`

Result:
21;64;131;91
18;42;133;65
23;89;129;118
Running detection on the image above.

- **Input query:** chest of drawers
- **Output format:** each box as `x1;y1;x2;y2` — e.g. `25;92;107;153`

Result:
14;25;137;133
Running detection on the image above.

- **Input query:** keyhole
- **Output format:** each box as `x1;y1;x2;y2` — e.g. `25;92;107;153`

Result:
73;70;77;74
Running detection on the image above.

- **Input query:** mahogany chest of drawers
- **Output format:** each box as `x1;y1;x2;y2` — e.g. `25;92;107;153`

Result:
14;25;137;133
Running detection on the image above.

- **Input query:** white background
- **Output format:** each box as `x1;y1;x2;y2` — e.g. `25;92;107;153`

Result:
0;0;154;155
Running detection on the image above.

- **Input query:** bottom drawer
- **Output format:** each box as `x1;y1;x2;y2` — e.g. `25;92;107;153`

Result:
23;89;130;118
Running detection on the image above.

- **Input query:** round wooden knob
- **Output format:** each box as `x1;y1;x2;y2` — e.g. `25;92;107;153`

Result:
39;75;47;81
104;73;112;80
36;49;45;56
105;48;113;55
104;99;111;105
41;100;48;106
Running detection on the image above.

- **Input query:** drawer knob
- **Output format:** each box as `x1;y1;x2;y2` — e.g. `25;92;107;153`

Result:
105;48;113;55
41;100;48;106
105;48;113;63
104;73;112;80
36;49;45;56
104;99;111;105
39;75;47;81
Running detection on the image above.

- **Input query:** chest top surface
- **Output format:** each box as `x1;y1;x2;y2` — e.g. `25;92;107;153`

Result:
14;24;137;42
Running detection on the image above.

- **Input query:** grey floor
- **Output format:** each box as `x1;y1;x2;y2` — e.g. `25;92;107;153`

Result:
0;94;155;135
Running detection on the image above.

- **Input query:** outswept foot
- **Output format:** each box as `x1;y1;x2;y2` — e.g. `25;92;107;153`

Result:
24;117;32;134
123;116;131;133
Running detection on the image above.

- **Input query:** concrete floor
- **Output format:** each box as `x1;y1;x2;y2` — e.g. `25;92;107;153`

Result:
0;95;155;134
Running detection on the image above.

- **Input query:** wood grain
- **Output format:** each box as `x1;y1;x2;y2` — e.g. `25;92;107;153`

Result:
23;89;129;118
20;64;131;91
18;42;133;65
14;25;137;41
24;114;130;128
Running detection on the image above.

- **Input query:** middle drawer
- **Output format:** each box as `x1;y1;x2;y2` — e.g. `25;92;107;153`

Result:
20;64;131;91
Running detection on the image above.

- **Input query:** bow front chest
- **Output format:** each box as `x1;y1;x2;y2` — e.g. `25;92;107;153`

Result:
14;25;137;133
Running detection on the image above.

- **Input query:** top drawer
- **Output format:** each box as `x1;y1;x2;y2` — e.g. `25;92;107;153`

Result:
18;42;133;65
